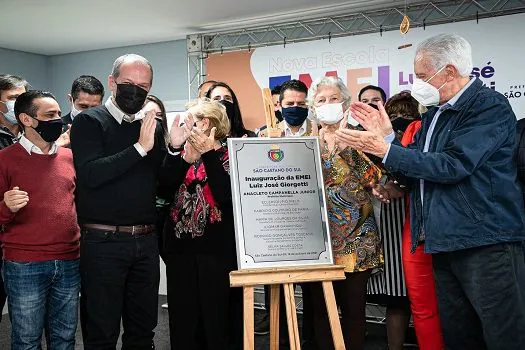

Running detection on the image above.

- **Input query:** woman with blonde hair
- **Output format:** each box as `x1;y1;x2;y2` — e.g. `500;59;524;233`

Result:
159;98;242;349
307;76;383;349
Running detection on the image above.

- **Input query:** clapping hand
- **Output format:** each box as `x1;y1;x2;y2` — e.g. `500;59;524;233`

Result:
3;187;29;213
349;101;393;138
138;110;157;152
189;127;217;154
170;112;194;148
335;129;389;157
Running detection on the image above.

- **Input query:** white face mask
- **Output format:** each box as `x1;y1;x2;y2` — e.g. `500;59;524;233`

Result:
70;103;82;119
411;66;447;107
315;102;344;125
1;100;17;124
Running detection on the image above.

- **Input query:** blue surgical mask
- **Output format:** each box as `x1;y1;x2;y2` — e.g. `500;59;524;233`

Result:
281;106;308;127
1;100;17;124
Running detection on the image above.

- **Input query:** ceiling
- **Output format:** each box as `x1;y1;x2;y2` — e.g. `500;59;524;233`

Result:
1;0;400;56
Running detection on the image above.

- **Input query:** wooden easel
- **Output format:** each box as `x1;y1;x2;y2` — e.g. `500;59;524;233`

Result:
230;265;347;350
262;88;282;138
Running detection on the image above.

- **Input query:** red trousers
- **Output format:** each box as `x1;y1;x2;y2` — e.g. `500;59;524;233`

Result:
402;221;444;350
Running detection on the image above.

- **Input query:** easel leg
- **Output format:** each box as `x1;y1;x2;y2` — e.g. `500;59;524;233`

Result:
322;281;346;350
270;284;280;350
243;286;255;350
283;283;301;350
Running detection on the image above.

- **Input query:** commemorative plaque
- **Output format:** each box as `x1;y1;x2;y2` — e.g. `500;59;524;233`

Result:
228;137;333;269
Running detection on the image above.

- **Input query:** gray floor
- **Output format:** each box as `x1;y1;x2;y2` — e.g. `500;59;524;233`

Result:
0;295;414;349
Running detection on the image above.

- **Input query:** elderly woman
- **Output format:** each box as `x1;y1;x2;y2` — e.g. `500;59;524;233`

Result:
159;98;241;350
308;76;383;350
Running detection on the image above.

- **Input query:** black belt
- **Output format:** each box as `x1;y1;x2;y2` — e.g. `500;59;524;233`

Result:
81;224;155;237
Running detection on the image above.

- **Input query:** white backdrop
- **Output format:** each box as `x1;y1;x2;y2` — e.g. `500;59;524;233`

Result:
250;13;525;118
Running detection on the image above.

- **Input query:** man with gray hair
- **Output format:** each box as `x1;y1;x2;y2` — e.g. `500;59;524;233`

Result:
71;54;176;349
335;33;525;349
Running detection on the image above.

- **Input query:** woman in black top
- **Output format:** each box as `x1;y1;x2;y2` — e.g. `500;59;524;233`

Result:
159;98;242;350
205;81;256;138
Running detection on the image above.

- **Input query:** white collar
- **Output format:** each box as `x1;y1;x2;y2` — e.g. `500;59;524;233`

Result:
104;98;145;124
19;135;58;155
284;120;308;136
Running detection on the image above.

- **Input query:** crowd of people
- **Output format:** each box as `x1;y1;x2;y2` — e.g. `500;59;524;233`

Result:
0;32;524;350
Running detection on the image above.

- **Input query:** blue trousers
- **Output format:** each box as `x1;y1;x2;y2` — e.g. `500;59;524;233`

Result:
3;259;80;350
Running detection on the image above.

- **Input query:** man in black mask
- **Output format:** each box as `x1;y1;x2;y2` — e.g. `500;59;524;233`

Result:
278;79;313;136
70;54;178;349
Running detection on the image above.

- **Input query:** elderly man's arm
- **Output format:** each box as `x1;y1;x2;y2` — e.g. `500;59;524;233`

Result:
384;97;514;184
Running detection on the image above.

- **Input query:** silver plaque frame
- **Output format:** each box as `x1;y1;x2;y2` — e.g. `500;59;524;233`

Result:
228;137;333;269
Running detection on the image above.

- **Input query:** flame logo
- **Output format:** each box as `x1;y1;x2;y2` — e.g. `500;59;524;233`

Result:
268;149;284;162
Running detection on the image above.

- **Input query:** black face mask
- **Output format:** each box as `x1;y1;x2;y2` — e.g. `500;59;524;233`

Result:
275;110;283;122
115;83;148;115
32;118;64;142
281;107;309;127
219;100;235;121
391;116;415;134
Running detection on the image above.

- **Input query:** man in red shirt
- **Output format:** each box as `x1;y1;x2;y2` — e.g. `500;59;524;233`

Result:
0;90;80;349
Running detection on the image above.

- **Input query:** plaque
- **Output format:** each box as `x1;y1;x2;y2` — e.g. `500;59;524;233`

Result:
228;137;333;269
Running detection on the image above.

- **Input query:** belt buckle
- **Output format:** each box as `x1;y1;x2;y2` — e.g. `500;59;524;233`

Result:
131;225;138;236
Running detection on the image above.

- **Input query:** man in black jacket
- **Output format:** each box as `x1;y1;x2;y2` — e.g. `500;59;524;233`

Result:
70;54;183;350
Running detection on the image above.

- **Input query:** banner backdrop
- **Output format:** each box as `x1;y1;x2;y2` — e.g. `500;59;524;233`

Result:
206;13;525;130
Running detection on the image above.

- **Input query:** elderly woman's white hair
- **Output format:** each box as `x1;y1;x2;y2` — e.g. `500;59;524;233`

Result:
307;76;351;111
415;33;473;77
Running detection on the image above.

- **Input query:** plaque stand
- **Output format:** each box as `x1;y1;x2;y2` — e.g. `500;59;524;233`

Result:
229;265;347;350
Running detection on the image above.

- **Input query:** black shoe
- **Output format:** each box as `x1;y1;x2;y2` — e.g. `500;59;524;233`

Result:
254;314;270;335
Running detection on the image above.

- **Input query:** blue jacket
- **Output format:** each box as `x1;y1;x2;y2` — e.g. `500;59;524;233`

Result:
385;78;525;253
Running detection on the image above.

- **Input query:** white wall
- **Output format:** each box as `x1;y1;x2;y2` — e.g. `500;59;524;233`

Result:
49;40;189;112
0;47;49;90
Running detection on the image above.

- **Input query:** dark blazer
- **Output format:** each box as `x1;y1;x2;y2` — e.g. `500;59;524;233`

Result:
62;113;72;132
386;78;525;254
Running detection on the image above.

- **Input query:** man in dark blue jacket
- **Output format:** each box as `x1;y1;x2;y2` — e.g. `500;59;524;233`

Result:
335;33;525;349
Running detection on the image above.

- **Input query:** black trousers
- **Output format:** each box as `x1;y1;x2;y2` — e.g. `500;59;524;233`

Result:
80;229;160;350
310;270;372;350
166;252;243;350
433;242;525;350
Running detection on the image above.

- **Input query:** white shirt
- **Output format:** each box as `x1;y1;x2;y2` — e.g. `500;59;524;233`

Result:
19;135;58;155
284;120;308;137
104;98;147;157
